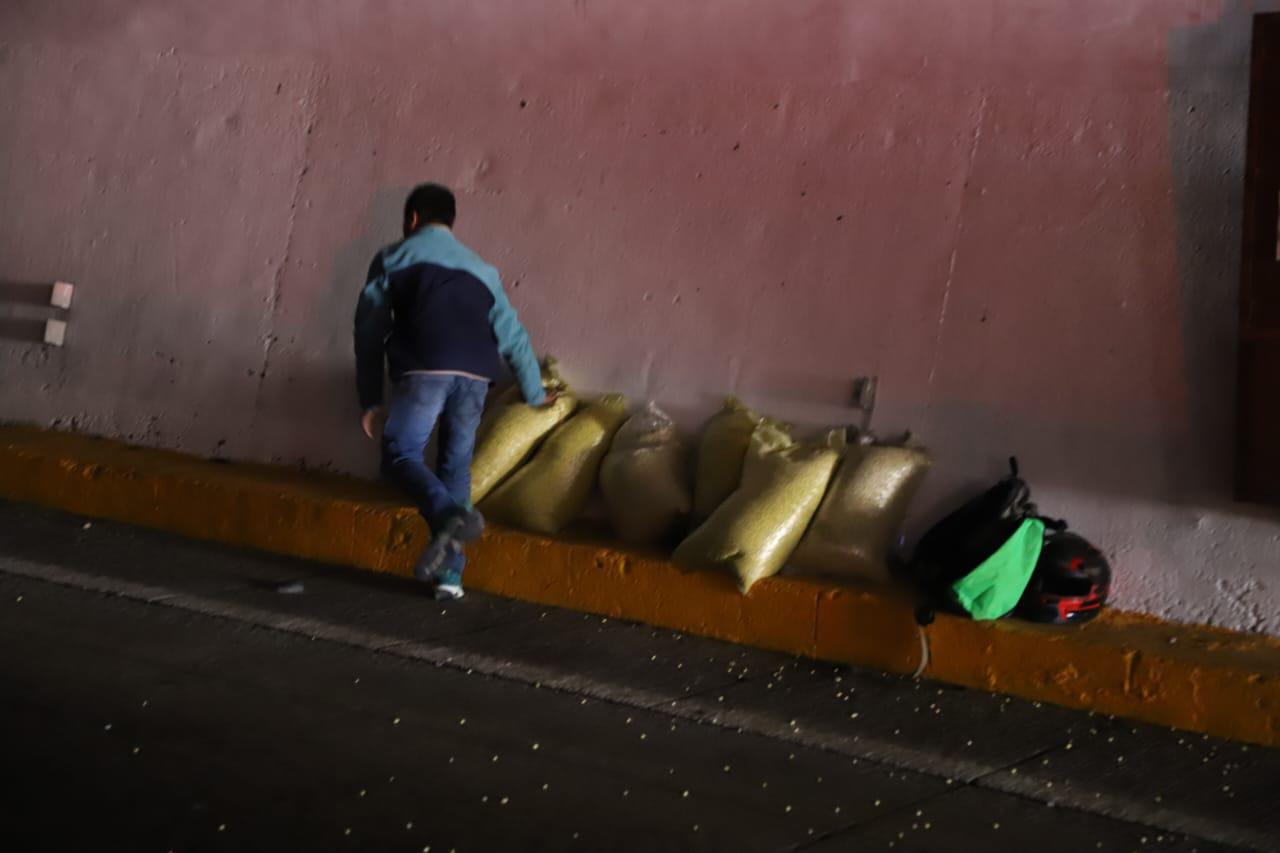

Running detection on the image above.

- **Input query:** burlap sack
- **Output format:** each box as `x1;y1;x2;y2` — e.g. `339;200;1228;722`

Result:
692;397;762;520
483;394;630;535
790;436;931;582
675;422;839;592
470;361;576;504
599;402;692;544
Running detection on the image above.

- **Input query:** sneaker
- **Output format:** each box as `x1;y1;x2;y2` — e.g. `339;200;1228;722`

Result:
414;507;484;581
434;582;465;601
414;538;461;582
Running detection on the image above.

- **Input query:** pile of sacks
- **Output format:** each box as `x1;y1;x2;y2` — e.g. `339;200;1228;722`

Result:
471;363;932;593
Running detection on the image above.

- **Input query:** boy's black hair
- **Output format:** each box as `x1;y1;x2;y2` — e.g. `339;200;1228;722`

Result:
404;183;457;228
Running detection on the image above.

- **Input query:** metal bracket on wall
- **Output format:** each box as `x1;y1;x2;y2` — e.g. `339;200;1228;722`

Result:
50;281;74;310
851;375;878;438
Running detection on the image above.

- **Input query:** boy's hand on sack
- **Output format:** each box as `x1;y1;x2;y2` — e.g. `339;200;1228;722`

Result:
536;390;560;408
361;407;387;440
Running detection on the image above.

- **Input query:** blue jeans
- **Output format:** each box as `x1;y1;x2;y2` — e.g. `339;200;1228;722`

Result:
381;374;489;584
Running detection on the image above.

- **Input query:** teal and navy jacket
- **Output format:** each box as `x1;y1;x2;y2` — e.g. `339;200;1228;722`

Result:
353;225;545;410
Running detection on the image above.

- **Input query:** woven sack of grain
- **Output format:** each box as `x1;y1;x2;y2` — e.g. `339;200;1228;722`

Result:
483;394;630;534
675;422;839;592
692;397;762;521
470;360;576;504
599;402;692;544
790;433;931;582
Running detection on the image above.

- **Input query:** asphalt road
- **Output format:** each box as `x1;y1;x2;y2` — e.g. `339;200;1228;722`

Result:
0;501;1274;852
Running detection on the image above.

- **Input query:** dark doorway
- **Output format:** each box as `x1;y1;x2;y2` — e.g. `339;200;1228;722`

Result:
1236;12;1280;502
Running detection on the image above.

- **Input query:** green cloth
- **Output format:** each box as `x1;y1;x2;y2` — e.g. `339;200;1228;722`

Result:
950;517;1045;621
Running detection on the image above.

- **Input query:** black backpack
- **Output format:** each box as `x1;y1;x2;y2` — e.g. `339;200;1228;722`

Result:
911;458;1062;624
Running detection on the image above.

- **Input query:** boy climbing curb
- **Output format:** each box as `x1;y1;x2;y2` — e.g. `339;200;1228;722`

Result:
353;183;553;600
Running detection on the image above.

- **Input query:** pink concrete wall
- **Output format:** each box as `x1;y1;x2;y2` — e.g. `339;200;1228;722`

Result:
2;0;1277;633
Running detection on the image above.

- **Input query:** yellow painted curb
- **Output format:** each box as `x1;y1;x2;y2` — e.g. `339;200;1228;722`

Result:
1;425;1277;746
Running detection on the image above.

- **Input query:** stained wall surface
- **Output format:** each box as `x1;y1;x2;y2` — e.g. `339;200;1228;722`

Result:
1;1;1277;633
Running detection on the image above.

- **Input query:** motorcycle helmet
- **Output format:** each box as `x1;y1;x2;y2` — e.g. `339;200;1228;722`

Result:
1017;530;1110;624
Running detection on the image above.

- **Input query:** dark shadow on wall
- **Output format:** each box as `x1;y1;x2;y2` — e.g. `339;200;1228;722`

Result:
323;183;411;424
906;6;1280;530
332;185;410;317
0;318;47;344
245;185;412;477
0;280;56;307
1167;1;1280;508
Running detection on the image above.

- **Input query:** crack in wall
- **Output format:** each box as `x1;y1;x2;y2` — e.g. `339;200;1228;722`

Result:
925;90;990;398
252;63;325;414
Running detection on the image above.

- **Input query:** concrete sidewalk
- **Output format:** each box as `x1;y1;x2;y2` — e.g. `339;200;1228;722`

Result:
1;501;1276;851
